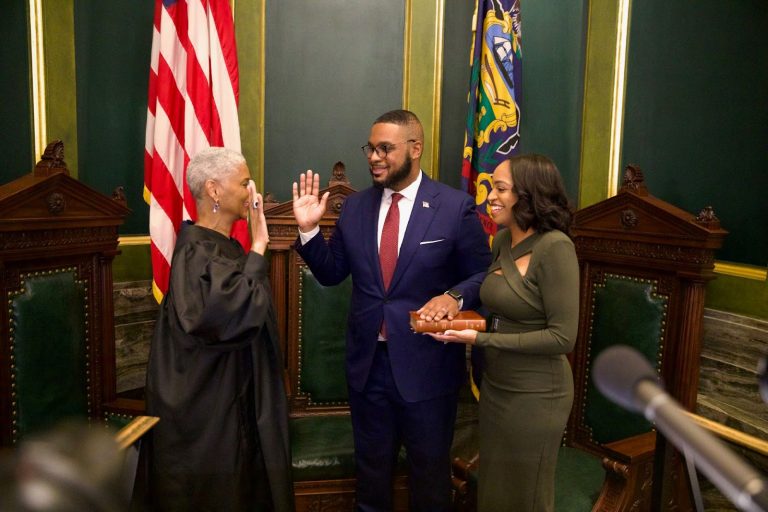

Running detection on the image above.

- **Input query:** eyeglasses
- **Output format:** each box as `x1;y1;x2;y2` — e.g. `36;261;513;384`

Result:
361;139;416;158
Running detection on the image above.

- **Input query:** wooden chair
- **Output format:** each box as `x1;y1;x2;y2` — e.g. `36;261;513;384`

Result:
0;141;132;446
0;141;156;507
452;165;726;511
265;163;408;511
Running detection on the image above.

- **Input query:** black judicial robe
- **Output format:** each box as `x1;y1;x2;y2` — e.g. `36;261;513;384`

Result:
144;223;293;512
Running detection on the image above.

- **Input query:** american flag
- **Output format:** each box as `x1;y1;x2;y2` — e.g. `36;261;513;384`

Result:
143;0;247;303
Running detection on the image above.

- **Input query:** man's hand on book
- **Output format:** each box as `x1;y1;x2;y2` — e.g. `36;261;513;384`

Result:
416;294;459;322
425;329;478;345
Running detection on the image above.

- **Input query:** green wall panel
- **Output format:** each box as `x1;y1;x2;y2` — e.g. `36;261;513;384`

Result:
706;275;768;321
74;0;154;234
263;0;404;201
622;0;767;266
113;243;152;283
518;0;587;200
438;0;475;191
0;0;34;184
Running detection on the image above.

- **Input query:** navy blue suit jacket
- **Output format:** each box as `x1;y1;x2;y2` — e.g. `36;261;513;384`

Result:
295;173;491;402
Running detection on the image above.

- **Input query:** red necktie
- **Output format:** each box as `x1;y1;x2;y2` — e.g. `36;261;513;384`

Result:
380;193;402;291
379;193;402;338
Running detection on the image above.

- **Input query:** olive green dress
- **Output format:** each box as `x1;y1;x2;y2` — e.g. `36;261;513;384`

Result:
474;229;579;512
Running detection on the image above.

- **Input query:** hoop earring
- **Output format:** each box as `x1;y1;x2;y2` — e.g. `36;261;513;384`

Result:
213;200;220;213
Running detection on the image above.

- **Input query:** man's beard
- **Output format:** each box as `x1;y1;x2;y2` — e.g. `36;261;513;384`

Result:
372;154;412;190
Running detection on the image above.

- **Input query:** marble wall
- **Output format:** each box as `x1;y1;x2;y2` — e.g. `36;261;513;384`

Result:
113;280;157;395
698;309;768;438
697;308;768;511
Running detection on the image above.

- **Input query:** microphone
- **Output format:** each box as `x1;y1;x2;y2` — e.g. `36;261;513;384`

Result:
593;345;768;512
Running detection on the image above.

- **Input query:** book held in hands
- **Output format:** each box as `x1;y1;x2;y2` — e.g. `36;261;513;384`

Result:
409;311;487;333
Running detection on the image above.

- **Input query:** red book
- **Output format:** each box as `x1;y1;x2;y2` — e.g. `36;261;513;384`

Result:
409;311;487;333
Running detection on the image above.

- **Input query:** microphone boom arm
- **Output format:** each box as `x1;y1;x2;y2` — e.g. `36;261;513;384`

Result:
637;380;768;512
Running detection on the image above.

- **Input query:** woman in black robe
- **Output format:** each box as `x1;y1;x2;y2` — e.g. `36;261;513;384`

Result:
144;147;293;511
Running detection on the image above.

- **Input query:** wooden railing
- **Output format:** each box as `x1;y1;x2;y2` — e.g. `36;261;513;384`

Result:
687;411;768;457
115;415;159;451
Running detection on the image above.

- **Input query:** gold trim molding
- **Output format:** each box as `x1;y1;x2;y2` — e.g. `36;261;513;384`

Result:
578;0;633;208
714;262;767;282
402;0;444;178
608;0;632;197
119;236;151;246
402;0;412;108
430;0;445;180
233;0;265;191
28;0;47;161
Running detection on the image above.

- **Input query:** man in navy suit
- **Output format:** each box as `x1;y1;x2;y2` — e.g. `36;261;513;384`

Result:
292;110;491;511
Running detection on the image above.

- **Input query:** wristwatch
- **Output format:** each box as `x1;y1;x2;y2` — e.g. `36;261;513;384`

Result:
444;289;464;310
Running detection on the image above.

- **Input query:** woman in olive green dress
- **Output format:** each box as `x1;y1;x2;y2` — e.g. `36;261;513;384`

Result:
428;154;578;511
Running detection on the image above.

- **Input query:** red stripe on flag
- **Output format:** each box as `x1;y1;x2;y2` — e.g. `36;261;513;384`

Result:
155;58;187;151
144;149;154;195
182;152;197;221
147;71;158;118
150;239;172;304
209;0;239;103
164;1;188;51
186;55;223;147
152;0;161;31
149;155;185;226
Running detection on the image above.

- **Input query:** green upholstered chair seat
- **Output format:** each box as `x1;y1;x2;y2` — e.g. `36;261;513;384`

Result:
291;415;356;481
290;415;408;481
459;446;603;511
554;446;604;512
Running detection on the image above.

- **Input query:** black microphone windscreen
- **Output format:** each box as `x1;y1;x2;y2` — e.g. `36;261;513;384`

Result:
593;345;659;412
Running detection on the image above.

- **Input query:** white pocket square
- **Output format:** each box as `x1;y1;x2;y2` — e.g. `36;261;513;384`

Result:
420;239;446;245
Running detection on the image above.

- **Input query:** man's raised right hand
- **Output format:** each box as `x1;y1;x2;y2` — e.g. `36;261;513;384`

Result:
292;170;330;233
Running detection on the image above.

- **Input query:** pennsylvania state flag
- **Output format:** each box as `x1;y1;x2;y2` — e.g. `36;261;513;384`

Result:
461;0;522;243
462;0;522;398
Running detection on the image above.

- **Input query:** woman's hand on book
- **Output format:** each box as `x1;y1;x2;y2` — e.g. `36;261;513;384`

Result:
426;329;477;345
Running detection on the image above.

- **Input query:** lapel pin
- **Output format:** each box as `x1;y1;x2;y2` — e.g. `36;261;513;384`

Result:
422;201;430;208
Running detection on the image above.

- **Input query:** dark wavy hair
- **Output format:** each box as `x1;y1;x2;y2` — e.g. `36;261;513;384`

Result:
508;154;573;235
